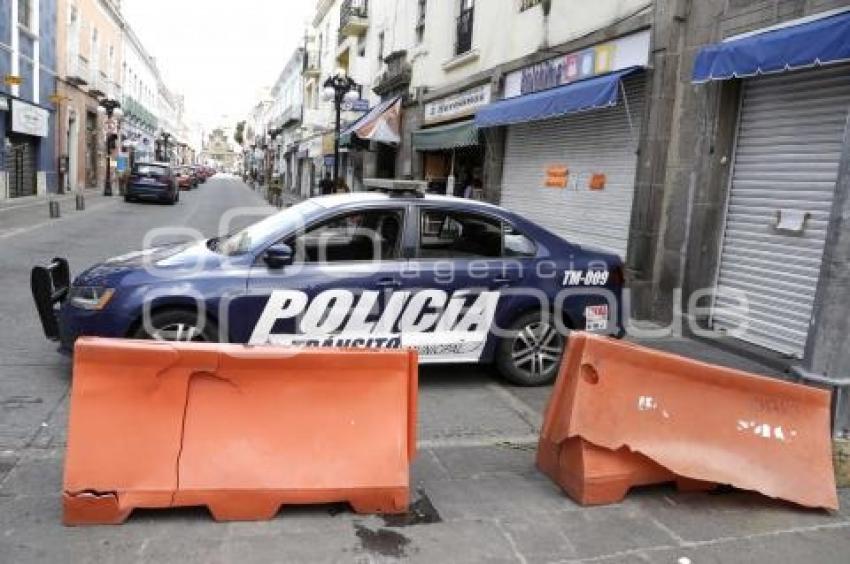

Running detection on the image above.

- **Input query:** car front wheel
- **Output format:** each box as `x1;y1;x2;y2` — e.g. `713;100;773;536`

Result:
132;310;219;342
496;311;566;386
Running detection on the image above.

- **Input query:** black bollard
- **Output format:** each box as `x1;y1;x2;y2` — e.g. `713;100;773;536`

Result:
49;200;60;218
75;193;85;210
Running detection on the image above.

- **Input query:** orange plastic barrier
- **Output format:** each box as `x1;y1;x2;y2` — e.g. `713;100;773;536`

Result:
64;338;417;525
537;333;838;510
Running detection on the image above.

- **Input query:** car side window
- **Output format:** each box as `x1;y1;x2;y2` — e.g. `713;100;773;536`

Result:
418;209;503;259
288;208;404;263
503;224;537;257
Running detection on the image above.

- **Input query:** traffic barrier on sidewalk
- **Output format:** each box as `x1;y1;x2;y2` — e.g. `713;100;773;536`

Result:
63;338;418;525
537;333;838;510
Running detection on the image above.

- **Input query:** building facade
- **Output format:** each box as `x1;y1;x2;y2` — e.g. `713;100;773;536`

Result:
55;0;124;193
251;0;850;435
1;0;59;199
120;24;158;163
266;48;304;195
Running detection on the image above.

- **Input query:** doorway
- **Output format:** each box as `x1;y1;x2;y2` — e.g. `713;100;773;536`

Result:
67;110;79;191
8;134;37;198
85;111;98;188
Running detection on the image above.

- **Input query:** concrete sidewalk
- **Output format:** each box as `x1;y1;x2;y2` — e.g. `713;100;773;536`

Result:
0;189;117;240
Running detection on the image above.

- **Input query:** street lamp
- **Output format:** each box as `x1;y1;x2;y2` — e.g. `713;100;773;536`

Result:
97;98;122;196
322;68;360;183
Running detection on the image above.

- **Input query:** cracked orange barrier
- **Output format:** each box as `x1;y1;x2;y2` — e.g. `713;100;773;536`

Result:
63;338;418;525
537;333;838;510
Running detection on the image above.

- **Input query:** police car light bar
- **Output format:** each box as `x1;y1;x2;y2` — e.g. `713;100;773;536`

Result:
363;178;426;197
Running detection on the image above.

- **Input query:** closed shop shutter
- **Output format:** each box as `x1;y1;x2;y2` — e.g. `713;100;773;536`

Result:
9;136;37;198
713;66;850;357
499;75;645;257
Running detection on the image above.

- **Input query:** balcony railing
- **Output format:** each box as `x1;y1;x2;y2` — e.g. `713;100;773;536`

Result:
66;53;88;85
88;69;106;96
373;51;411;96
339;0;369;37
455;6;474;56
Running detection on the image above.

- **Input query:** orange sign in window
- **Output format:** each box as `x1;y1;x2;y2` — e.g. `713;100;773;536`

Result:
545;166;569;188
589;173;606;190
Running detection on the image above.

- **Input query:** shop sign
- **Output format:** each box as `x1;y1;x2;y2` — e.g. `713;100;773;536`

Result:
424;84;491;125
4;75;22;86
504;29;650;99
11;99;49;137
322;133;336;155
341;99;369;112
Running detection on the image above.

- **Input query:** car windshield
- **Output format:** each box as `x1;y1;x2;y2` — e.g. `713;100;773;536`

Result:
133;164;168;177
212;199;323;256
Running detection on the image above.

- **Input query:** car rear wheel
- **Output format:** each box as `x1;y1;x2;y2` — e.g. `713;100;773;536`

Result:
133;310;219;342
496;311;565;386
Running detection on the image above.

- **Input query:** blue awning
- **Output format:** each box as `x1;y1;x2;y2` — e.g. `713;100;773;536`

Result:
475;67;641;128
693;10;850;83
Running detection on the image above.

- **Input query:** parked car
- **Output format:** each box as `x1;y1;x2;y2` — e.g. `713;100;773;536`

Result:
176;167;196;190
31;189;624;386
190;165;206;185
124;162;179;204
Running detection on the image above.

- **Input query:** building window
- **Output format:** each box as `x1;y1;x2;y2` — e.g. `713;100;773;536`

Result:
456;0;474;55
18;0;32;28
415;0;426;44
377;31;385;63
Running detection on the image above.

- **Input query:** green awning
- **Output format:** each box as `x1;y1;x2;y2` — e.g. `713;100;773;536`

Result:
412;120;479;151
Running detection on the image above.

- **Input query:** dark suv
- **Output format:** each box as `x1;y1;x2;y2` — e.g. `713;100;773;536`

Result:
125;162;179;204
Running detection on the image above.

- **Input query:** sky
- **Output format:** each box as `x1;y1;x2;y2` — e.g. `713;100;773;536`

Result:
122;0;315;131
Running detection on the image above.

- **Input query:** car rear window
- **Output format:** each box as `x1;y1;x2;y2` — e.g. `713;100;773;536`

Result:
133;164;169;177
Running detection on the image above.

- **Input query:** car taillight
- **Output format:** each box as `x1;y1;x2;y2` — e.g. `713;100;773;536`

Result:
609;265;625;286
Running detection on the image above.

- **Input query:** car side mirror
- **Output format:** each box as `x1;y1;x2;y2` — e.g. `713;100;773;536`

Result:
263;243;294;269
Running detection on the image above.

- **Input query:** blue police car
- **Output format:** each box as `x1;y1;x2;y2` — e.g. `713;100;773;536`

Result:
31;190;624;386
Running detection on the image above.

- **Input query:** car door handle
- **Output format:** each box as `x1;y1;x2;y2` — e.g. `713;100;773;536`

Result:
377;278;401;288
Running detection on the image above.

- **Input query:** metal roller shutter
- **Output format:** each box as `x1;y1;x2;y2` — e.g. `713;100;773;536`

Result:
713;66;850;357
499;75;645;257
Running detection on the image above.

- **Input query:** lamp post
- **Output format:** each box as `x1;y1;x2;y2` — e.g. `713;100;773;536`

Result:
97;98;122;196
322;69;360;183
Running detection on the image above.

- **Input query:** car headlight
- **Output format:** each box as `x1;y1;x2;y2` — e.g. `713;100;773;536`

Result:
68;286;115;310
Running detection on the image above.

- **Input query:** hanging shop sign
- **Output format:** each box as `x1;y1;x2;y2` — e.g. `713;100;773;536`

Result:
4;75;22;86
341;98;370;112
11;99;49;137
503;29;650;99
424;84;492;125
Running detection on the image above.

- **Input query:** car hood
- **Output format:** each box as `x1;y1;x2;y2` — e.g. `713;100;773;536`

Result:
73;241;224;286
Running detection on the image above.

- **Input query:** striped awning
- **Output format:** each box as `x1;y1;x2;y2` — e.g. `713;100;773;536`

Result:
340;96;402;146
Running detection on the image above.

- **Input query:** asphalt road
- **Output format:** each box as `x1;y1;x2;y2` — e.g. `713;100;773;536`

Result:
0;176;848;563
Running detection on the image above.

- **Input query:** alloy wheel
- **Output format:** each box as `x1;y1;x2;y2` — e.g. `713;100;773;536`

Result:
510;321;564;381
151;322;208;342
